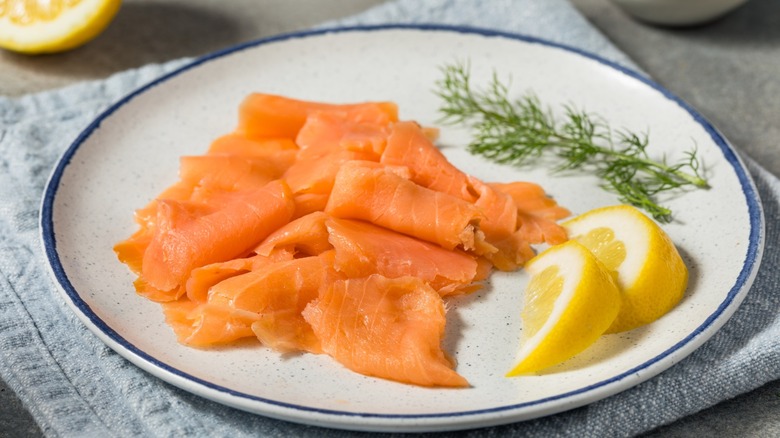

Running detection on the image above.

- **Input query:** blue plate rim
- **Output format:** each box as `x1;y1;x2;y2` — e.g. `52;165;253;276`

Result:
39;23;765;426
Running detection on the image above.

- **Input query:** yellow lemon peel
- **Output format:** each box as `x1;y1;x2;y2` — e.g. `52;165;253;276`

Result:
0;0;121;54
564;205;688;333
508;240;621;376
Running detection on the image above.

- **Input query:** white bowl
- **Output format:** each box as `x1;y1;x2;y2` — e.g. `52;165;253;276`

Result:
609;0;749;26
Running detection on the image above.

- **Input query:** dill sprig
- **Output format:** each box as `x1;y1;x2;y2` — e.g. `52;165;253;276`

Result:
435;62;709;223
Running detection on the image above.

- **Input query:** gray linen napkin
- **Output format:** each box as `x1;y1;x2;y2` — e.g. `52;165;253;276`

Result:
1;0;777;436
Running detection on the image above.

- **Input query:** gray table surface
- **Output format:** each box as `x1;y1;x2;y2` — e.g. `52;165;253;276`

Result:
1;0;778;436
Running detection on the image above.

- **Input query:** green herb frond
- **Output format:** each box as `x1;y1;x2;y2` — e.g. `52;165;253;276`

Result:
434;61;709;222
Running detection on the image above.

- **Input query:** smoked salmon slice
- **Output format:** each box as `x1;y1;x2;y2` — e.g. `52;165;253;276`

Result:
482;232;536;272
179;155;284;204
326;217;481;296
290;192;330;220
133;277;186;303
141;180;295;294
470;178;536;271
325;161;493;254
116;148;290;279
381;121;478;202
490;181;570;245
123;200;216;302
295;110;390;161
237;93;399;140
185;250;294;303
471;177;518;240
283;149;378;196
254;211;332;258
208;256;327;354
114;228;151;276
162;299;259;347
302;274;468;388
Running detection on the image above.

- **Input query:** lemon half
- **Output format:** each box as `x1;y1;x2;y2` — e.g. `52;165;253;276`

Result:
0;0;121;54
508;240;621;376
564;205;688;333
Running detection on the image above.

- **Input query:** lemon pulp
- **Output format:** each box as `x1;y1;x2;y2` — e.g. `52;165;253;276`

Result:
0;0;121;54
564;205;688;333
508;240;621;375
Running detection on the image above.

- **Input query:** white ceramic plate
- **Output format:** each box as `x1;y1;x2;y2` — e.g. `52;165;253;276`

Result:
40;26;764;432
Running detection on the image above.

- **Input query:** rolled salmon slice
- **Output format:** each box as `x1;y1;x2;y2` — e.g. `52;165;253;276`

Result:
381;121;478;202
117;200;214;302
142;179;295;294
326;217;481;296
325;161;493;254
302;274;469;388
471;177;518;240
237;93;399;140
116;154;285;281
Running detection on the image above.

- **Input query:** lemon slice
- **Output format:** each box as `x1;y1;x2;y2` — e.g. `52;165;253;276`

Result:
0;0;121;54
507;240;621;376
564;205;688;333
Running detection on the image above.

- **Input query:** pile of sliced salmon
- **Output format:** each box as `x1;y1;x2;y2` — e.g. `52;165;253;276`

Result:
114;94;570;388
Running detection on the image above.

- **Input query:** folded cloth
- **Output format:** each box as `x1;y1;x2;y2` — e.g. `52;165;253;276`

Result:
0;0;777;436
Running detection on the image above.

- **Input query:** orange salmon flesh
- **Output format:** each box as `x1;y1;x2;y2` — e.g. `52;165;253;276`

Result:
114;93;570;387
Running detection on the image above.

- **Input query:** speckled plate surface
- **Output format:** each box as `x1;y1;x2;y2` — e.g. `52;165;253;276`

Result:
40;26;764;432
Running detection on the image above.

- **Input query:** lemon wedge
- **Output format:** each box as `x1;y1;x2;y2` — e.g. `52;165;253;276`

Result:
0;0;121;54
563;205;688;333
507;240;621;376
